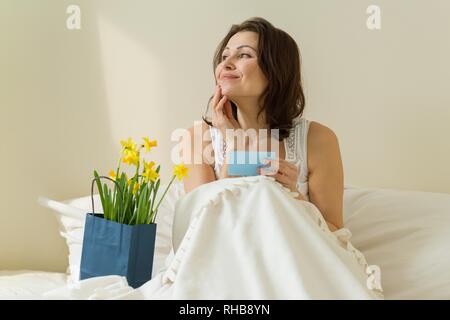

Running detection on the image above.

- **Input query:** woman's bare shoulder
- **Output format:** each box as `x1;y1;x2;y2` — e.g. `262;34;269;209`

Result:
185;121;213;145
308;121;338;143
184;121;215;166
307;121;340;172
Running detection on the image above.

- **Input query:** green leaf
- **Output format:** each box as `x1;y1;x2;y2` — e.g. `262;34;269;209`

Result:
93;171;105;216
103;182;111;220
151;176;176;223
136;188;146;224
143;185;151;221
148;179;161;223
117;173;127;221
122;180;133;223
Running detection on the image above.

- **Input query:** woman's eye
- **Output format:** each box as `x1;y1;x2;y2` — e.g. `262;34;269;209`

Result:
221;53;251;61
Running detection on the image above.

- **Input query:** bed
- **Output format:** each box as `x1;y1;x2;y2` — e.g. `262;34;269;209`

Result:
0;270;68;300
1;180;450;299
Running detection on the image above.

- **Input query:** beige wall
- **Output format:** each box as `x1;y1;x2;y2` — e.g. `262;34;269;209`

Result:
1;0;449;271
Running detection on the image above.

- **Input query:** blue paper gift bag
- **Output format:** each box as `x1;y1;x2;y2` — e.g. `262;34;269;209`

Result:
79;213;157;288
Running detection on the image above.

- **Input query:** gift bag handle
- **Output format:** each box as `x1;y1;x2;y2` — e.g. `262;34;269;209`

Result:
90;176;124;214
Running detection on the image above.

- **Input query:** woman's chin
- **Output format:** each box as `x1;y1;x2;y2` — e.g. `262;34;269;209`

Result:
218;86;240;104
219;82;238;92
224;93;237;103
221;88;238;98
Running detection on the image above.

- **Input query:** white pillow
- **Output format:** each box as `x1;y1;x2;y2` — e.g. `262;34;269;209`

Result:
38;181;185;285
343;185;450;299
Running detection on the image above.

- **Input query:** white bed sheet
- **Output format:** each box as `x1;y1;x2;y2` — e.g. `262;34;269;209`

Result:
0;270;67;300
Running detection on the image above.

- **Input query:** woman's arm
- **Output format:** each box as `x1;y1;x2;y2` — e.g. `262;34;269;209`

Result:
307;123;344;231
181;123;217;193
293;190;338;231
326;221;339;232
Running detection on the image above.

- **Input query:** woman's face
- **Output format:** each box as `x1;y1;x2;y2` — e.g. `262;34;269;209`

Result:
215;31;268;101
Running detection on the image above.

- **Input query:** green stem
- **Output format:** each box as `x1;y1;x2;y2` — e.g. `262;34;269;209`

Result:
130;154;140;224
148;179;157;221
150;175;176;223
113;157;122;221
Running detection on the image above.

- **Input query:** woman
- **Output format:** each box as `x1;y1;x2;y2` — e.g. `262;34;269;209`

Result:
182;17;343;233
168;17;384;299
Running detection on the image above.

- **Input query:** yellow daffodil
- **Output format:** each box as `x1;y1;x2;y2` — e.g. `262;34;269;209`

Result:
122;148;139;166
143;160;155;172
109;170;116;181
142;137;157;153
96;136;191;225
173;163;188;181
120;137;137;152
132;182;140;195
143;167;159;183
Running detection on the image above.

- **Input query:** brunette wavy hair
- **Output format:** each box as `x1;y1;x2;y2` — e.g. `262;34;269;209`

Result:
202;17;305;141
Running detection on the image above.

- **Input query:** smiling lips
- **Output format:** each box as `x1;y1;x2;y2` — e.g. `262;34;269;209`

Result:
221;73;240;80
222;75;240;80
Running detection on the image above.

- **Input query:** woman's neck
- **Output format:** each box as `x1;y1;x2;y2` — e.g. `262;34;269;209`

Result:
236;108;269;132
235;107;276;151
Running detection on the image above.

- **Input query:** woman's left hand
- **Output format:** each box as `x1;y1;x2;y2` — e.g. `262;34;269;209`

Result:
258;158;300;193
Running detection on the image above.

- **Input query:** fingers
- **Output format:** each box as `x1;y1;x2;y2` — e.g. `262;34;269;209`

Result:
270;159;298;175
211;85;241;132
259;167;291;188
215;95;227;115
211;86;227;126
211;85;223;122
212;85;227;117
260;159;296;175
211;85;243;138
258;158;275;174
279;158;299;176
211;85;221;112
272;171;291;186
214;96;228;128
224;98;233;119
259;158;300;191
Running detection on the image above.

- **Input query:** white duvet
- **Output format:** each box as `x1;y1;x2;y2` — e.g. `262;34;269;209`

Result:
41;176;383;300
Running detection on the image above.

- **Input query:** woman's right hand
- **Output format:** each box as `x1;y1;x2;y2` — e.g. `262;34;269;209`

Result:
211;85;241;142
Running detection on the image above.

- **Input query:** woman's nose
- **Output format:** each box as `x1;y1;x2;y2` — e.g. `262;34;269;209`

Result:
225;64;235;71
224;58;236;70
223;55;237;67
